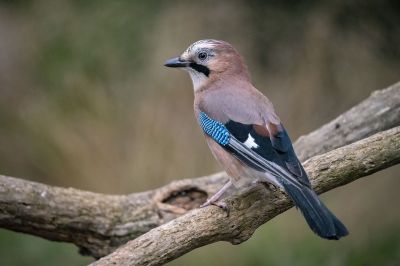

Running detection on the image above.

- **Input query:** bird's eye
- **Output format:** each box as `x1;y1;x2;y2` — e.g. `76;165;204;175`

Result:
198;52;208;60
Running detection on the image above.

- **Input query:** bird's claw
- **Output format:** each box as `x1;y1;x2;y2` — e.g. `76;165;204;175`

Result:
200;200;229;216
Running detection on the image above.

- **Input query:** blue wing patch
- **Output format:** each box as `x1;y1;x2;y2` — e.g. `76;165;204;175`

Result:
199;112;231;146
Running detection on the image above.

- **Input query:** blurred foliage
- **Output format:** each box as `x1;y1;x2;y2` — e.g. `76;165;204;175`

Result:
0;0;399;265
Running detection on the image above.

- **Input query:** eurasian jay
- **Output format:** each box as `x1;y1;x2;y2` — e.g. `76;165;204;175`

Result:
164;39;348;240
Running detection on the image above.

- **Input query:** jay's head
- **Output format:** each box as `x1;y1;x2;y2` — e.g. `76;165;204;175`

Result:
164;39;249;91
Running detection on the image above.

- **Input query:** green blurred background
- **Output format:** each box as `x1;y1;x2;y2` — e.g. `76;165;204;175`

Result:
0;0;399;265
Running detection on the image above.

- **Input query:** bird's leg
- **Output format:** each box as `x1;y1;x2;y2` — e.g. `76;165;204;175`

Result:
200;180;232;211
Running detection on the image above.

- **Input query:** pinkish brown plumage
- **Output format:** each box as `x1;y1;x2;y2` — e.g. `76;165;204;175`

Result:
164;39;348;240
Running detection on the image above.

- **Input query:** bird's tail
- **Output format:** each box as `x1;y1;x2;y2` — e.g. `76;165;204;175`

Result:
280;180;348;240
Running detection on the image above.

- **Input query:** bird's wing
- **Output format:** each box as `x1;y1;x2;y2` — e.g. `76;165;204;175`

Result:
198;110;311;188
227;118;310;187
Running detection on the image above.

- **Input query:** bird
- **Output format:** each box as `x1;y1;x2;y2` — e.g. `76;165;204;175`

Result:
164;39;348;240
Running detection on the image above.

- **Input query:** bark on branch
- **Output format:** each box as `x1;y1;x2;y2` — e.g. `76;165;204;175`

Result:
0;82;399;260
92;126;400;266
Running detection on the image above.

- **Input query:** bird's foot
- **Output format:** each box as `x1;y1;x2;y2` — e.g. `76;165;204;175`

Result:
199;180;232;215
200;199;229;216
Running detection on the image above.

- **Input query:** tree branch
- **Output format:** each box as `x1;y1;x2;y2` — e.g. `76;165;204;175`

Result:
92;126;400;266
0;82;399;259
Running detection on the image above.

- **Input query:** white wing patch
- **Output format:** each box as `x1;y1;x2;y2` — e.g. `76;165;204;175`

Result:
243;133;259;149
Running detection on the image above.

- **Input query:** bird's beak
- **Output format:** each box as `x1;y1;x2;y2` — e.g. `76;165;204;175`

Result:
164;57;189;68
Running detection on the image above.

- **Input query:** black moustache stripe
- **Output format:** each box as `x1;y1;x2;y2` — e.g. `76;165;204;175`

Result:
189;63;210;77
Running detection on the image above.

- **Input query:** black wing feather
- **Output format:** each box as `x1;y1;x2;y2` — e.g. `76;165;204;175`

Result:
225;120;310;187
